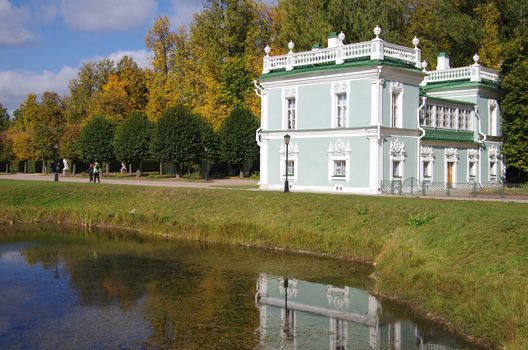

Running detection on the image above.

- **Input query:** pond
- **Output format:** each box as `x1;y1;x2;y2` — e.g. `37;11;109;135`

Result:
0;225;478;350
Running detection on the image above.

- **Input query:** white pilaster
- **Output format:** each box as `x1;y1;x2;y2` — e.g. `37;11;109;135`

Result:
368;136;381;193
260;140;269;186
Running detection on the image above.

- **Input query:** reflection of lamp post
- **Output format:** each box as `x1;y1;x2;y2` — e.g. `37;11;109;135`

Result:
284;134;290;193
53;142;59;182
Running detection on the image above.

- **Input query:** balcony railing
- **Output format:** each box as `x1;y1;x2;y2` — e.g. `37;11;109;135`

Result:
423;55;499;85
262;27;422;74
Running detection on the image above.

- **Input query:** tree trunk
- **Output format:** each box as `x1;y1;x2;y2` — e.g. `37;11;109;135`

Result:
105;163;109;174
159;161;163;175
73;163;76;176
175;163;181;178
129;163;132;175
24;160;27;173
138;160;143;177
42;158;45;174
239;167;243;178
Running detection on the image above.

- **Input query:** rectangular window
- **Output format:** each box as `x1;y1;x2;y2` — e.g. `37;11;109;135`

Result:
490;161;497;179
489;103;497;136
336;93;347;128
334;160;346;177
286;160;294;177
393;160;402;178
392;92;399;127
423;161;432;178
469;161;477;178
287;98;296;129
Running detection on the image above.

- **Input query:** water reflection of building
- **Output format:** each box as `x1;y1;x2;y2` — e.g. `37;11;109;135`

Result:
255;274;461;350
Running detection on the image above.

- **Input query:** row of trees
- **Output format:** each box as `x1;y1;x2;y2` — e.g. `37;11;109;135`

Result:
1;103;258;177
0;0;526;178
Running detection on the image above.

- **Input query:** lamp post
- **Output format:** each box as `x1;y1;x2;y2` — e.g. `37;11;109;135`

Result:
204;146;209;181
284;134;290;192
53;142;59;182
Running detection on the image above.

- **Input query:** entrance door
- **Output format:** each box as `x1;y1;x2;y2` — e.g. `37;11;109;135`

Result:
447;162;454;188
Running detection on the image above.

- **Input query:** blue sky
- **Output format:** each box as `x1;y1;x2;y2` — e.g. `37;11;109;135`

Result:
0;0;274;114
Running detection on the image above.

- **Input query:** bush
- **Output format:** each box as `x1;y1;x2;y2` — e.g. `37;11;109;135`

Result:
407;212;435;227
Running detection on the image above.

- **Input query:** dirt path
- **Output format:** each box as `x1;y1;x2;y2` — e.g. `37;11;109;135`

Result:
0;173;258;189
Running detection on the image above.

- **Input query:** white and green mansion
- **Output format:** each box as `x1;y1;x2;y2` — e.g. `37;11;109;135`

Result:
255;27;503;194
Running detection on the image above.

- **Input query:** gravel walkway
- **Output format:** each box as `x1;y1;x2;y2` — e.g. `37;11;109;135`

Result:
0;173;258;189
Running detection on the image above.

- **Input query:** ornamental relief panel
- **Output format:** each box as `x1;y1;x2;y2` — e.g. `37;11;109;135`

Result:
332;82;349;94
327;139;350;154
283;87;297;98
488;145;499;160
444;147;458;160
420;146;434;158
280;142;299;154
390;139;406;157
390;81;403;92
468;148;479;160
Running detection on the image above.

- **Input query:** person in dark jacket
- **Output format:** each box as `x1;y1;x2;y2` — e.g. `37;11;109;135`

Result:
88;163;94;183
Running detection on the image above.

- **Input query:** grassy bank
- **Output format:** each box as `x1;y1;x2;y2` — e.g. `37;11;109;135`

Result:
0;179;526;349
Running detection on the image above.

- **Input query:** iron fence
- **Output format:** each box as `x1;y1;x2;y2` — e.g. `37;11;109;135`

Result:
381;178;528;199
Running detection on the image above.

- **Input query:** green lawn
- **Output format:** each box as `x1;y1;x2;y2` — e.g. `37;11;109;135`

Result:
0;179;526;349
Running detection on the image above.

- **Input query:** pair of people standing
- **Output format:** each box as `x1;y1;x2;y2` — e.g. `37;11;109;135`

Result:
88;162;101;183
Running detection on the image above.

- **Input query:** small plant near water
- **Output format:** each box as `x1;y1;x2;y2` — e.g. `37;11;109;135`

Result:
407;212;434;227
355;206;368;215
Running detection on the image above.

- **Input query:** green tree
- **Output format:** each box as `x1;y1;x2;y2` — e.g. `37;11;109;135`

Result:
59;124;82;175
38;91;65;131
79;116;115;165
151;105;206;176
31;126;55;173
113;112;152;175
219;106;259;177
0;103;10;132
500;36;528;179
66;60;116;124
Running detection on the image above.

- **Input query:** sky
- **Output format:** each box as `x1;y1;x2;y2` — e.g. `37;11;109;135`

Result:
0;0;275;115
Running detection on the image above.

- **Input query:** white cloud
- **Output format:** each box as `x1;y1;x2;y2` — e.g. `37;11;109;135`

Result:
169;0;203;29
60;0;157;32
0;66;77;114
107;49;152;68
0;0;34;46
0;48;151;114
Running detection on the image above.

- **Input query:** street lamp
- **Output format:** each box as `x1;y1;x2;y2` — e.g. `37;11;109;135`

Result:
284;134;290;193
53;142;59;182
204;146;209;181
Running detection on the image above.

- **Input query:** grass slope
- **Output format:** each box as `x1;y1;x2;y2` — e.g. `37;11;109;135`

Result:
0;179;526;349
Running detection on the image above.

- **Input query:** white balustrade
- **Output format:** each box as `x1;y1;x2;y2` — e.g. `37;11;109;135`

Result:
342;42;371;59
383;42;417;64
262;40;417;73
424;66;499;84
480;67;499;83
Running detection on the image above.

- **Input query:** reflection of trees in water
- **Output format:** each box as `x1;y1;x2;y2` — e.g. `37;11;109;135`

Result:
14;230;259;349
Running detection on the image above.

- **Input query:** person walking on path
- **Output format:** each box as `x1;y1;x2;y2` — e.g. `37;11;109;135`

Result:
88;163;94;183
93;162;101;183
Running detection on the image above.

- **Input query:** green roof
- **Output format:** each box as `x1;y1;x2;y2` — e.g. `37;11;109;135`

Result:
260;57;423;80
422;129;475;143
423;79;499;92
423;95;476;107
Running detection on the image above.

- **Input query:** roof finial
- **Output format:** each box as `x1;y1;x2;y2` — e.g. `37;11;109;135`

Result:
264;45;271;56
473;53;480;64
412;36;420;48
288;40;295;54
373;25;381;38
421;60;428;71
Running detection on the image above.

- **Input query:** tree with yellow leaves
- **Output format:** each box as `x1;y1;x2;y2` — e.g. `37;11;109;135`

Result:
89;75;132;124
